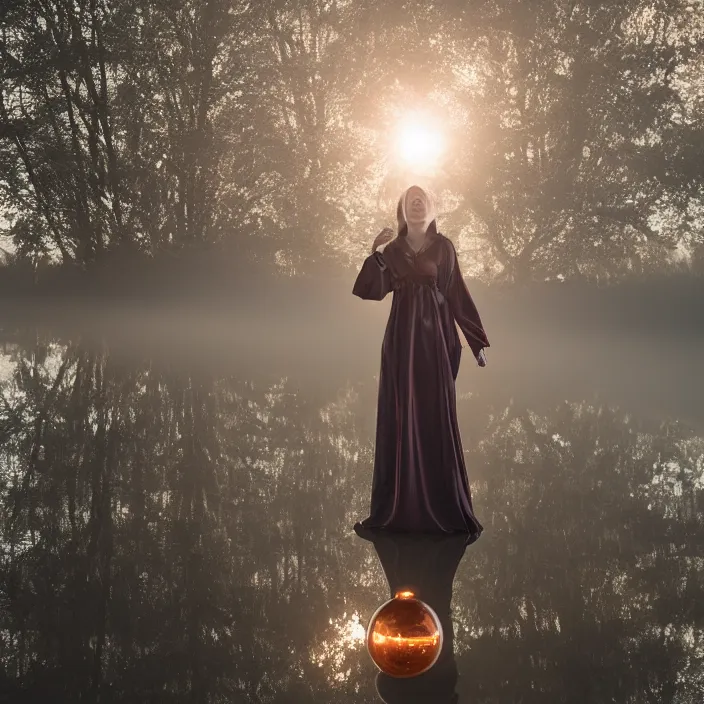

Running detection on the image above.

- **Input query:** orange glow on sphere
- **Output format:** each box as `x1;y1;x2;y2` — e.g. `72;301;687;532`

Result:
366;590;443;678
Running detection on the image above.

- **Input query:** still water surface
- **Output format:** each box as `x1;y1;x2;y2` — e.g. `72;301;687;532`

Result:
0;308;703;703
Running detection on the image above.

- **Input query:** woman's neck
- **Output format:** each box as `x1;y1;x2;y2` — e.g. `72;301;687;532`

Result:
407;223;426;239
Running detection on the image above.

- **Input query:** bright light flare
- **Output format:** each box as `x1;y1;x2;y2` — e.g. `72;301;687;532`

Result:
395;119;446;167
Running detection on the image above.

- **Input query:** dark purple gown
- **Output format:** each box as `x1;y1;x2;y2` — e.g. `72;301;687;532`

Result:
352;220;490;536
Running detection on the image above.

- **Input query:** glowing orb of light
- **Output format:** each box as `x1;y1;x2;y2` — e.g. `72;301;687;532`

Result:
366;589;443;678
395;120;446;167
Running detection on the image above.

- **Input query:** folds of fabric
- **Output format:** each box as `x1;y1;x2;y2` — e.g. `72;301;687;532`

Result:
445;239;490;358
352;232;488;536
352;251;392;301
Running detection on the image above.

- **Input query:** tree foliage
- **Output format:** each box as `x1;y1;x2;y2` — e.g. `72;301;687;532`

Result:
0;0;702;281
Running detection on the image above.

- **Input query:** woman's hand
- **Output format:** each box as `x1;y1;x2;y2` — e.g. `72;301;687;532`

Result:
476;349;487;367
372;227;395;253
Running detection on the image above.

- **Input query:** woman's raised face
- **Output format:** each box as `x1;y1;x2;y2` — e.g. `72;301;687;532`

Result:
404;186;427;225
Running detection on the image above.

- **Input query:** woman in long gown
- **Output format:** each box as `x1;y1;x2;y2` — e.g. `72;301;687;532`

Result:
352;185;490;538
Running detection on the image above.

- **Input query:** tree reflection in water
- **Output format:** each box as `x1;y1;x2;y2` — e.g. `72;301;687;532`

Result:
0;335;703;702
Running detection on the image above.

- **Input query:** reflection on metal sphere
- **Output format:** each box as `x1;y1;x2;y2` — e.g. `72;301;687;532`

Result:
366;589;443;678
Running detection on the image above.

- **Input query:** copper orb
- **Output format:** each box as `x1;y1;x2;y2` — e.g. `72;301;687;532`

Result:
366;590;443;678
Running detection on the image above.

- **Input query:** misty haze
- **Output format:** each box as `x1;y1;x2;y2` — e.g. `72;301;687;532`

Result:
1;0;703;702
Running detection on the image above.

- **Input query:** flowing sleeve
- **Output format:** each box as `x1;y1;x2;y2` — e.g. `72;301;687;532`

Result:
446;240;490;357
352;251;392;301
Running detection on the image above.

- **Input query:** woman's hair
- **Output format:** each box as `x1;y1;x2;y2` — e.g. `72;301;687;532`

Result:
396;196;407;236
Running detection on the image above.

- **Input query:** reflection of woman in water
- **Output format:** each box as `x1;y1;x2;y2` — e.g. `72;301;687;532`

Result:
352;185;490;538
354;524;472;703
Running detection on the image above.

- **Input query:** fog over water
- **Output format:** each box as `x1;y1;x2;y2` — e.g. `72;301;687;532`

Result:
3;273;703;428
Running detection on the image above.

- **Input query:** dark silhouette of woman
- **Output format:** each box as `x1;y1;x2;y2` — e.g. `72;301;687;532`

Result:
352;185;489;538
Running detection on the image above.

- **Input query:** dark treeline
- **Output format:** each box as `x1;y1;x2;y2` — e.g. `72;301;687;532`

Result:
0;0;703;287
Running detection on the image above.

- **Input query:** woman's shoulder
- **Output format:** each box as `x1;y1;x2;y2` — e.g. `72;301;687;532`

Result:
383;236;403;254
436;232;457;254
